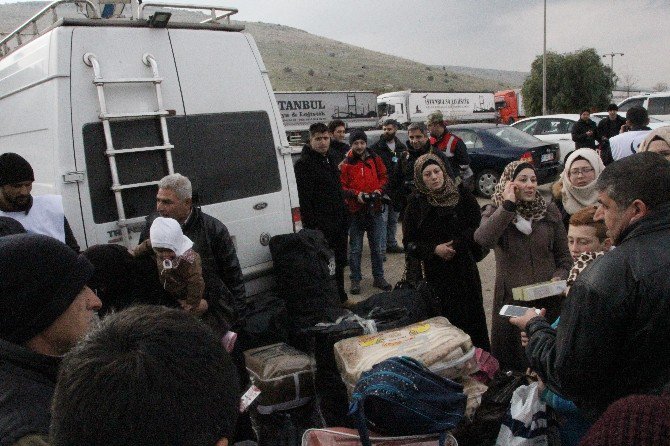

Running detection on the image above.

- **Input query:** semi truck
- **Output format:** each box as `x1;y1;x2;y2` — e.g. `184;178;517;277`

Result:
495;89;526;124
274;91;377;144
377;90;497;127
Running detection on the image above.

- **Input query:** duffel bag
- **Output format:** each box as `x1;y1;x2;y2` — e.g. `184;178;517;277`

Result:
244;343;315;414
351;287;431;331
301;427;458;446
349;357;466;446
242;291;290;350
270;229;346;348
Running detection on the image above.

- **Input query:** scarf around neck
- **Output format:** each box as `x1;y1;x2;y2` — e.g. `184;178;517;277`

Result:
492;161;548;226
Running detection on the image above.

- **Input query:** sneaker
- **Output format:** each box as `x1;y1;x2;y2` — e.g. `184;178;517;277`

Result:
350;281;361;295
386;245;404;254
373;277;392;291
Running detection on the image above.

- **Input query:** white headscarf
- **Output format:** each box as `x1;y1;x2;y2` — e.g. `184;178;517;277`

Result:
561;149;605;215
149;217;193;256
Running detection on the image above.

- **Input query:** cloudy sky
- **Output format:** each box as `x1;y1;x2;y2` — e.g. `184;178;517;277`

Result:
4;0;669;88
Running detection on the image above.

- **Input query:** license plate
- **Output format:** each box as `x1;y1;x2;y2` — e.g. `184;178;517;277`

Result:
541;153;554;162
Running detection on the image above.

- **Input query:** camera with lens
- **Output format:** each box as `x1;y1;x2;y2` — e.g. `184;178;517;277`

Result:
360;192;392;205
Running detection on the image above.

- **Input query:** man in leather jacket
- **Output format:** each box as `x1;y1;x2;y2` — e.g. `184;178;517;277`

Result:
140;173;246;335
510;152;670;421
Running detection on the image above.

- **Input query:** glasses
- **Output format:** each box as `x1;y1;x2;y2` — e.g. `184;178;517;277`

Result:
569;167;595;176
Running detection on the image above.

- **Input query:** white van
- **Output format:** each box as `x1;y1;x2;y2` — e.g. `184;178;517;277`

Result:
618;92;670;122
0;1;300;296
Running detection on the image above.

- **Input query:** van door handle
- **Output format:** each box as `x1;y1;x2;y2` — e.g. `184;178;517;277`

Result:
253;202;268;211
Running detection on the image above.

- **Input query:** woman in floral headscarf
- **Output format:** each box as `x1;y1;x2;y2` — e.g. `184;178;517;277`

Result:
403;153;490;350
474;161;571;370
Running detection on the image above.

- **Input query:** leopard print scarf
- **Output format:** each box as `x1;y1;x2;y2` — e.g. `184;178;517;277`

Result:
492;161;547;222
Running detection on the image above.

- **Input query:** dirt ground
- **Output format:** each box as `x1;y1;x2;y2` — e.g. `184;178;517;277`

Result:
344;184;553;335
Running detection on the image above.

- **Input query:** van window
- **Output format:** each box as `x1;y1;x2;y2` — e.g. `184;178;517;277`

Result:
648;97;670;115
83;111;281;224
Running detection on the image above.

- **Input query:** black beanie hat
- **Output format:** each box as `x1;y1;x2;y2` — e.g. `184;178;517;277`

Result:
0;233;94;344
349;129;368;145
0;153;35;187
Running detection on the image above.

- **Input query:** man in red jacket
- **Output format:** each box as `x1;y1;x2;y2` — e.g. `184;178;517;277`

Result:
426;111;473;185
340;130;392;294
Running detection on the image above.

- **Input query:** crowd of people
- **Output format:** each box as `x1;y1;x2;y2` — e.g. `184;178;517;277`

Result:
1;104;670;445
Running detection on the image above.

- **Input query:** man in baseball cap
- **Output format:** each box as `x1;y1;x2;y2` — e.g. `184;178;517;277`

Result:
425;111;473;184
0;233;102;445
0;152;80;251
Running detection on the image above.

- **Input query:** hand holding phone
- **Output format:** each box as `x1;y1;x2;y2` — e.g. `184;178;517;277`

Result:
499;305;541;318
502;182;517;202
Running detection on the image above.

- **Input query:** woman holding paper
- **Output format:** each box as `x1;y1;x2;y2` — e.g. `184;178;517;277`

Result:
403;153;490;351
474;161;571;371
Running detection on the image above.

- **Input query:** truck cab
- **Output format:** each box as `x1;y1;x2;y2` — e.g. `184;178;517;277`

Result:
0;0;300;296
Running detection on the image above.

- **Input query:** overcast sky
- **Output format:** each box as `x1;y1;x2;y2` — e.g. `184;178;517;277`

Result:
4;0;669;88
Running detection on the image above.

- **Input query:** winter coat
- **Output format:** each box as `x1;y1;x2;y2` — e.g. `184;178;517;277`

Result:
430;131;470;177
340;150;388;214
133;240;205;311
571;119;598;149
525;202;670;421
329;139;350;166
294;144;349;240
474;202;572;371
141;207;246;334
0;339;59;446
369;136;407;192
403;186;490;351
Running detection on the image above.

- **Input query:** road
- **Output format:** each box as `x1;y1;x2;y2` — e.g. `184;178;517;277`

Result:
345;184;553;335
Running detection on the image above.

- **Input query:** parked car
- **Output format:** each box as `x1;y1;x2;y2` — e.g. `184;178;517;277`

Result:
512;114;604;164
447;123;561;198
618;92;670;122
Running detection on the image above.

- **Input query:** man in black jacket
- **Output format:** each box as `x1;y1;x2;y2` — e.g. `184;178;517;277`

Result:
370;119;407;254
0;234;102;446
328;119;350;165
596;103;626;164
510;152;670;421
294;122;349;302
571;109;598;149
140;173;246;336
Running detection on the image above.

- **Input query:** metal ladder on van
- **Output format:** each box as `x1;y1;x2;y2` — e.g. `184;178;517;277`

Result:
84;52;174;246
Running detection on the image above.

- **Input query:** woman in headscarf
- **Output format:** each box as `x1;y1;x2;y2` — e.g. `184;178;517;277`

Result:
403;153;490;350
638;126;670;161
552;148;606;228
474;160;572;371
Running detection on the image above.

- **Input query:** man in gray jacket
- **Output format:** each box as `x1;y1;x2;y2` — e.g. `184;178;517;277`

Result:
510;152;670;420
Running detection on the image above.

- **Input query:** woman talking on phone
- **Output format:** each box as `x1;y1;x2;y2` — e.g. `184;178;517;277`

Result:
403;153;490;351
474;161;571;371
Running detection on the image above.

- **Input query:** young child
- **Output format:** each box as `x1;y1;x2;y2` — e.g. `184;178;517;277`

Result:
133;217;208;315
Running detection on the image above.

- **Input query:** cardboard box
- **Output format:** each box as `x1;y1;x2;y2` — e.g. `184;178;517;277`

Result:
512;280;567;301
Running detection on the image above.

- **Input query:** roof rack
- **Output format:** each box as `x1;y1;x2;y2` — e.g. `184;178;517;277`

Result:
0;0;239;60
0;0;99;59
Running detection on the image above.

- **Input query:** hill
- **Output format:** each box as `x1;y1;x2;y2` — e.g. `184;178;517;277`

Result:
0;2;526;92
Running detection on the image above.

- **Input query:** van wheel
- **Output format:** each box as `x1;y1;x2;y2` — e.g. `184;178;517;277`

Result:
475;169;500;198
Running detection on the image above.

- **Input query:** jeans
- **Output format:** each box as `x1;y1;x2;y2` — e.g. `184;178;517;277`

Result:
381;205;400;251
348;211;385;282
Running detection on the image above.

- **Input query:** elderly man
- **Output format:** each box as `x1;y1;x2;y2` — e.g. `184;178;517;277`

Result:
510;152;670;421
0;153;79;251
140;173;246;336
0;234;102;446
50;305;240;446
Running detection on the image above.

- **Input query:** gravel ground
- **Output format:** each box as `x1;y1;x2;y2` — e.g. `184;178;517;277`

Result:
344;184;553;336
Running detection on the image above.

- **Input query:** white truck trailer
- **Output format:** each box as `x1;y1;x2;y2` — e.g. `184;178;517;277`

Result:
377;90;497;126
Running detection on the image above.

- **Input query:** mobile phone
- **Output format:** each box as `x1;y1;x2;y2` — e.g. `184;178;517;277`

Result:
499;305;541;318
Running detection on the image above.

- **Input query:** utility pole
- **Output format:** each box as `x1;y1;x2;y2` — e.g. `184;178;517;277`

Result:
602;52;624;72
542;0;547;115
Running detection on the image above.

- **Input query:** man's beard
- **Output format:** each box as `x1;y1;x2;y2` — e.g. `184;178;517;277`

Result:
9;194;31;212
383;132;396;142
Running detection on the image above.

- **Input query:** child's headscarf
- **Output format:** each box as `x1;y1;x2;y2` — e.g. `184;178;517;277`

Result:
150;217;194;256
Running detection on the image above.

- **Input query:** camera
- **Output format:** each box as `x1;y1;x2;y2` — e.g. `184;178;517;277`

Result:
360;192;392;205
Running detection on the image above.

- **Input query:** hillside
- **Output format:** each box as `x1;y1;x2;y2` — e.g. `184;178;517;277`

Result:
1;2;526;93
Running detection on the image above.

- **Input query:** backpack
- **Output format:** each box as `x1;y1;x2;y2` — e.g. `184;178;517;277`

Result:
349;356;466;446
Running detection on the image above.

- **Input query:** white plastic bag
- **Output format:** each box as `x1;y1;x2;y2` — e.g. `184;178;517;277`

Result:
495;381;549;446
